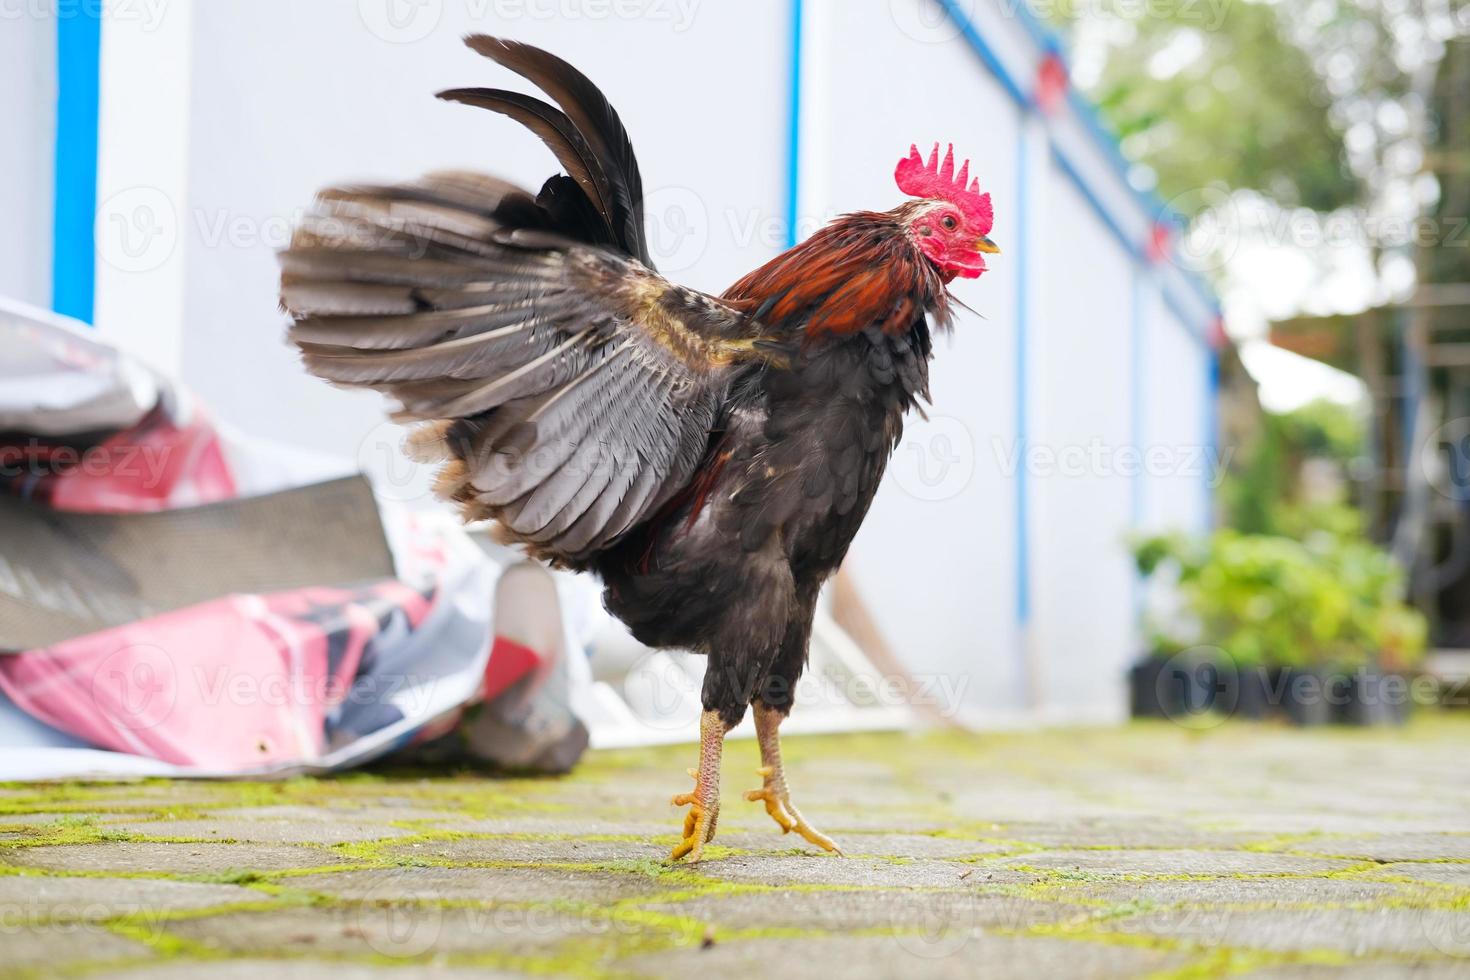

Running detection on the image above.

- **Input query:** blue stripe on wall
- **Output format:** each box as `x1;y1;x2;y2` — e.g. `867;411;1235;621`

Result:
1130;269;1145;529
783;0;803;250
52;9;102;324
1204;346;1220;531
1014;127;1031;628
936;0;1222;340
937;0;1027;105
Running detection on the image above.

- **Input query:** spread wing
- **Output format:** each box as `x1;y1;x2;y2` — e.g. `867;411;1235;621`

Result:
281;173;770;565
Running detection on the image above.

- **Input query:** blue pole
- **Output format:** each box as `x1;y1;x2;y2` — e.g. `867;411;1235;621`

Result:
52;8;102;324
783;0;803;250
1014;126;1031;629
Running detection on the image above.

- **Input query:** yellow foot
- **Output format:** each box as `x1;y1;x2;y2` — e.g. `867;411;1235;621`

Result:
671;767;719;863
744;766;842;855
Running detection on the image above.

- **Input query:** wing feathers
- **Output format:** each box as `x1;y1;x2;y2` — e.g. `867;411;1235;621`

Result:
282;173;753;565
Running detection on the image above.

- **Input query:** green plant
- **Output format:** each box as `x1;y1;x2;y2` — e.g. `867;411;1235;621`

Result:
1131;529;1427;671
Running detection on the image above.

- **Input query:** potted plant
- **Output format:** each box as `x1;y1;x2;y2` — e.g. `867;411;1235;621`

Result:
1131;528;1428;726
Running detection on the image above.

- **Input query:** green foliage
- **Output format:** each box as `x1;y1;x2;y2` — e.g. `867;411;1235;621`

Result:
1275;399;1364;464
1132;529;1427;669
1222;399;1366;538
1052;0;1356;214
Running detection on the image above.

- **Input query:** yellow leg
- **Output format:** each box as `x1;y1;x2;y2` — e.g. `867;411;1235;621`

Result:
670;710;729;863
743;702;842;855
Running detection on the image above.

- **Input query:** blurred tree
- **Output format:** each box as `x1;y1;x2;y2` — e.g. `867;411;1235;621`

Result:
1222;398;1366;536
1427;34;1470;287
1055;0;1357;213
1056;0;1470;245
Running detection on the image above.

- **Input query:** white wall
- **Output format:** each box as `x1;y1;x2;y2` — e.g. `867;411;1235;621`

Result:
1141;283;1211;535
1029;158;1137;722
173;0;788;466
0;15;55;309
810;0;1024;719
5;0;1218;723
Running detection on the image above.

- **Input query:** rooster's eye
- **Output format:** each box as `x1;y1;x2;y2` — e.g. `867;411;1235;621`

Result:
941;215;957;231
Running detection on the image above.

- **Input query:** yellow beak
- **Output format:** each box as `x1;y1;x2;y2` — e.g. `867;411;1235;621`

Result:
976;236;1001;255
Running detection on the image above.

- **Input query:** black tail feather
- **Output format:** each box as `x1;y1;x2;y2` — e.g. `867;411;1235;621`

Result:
459;34;650;266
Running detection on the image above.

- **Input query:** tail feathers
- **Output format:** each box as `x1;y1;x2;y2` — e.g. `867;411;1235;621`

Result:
454;35;650;266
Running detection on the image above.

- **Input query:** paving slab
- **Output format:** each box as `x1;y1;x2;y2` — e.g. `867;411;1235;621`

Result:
641;886;1087;933
620;933;1193;979
698;853;1038;888
91;961;525;980
3;719;1469;977
164;904;653;959
5;923;153;970
1056;875;1412;907
1100;905;1470;957
994;848;1362;878
110;816;412;845
1293;834;1470;861
1;841;348;875
301;865;674;904
0;874;256;921
386;835;663;865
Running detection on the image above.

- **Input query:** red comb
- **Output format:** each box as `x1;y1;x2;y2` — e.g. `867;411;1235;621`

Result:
895;143;993;233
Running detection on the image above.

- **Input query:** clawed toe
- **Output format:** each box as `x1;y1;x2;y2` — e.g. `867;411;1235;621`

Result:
745;766;841;854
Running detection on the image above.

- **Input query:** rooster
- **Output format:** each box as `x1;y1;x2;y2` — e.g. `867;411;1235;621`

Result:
280;36;997;862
